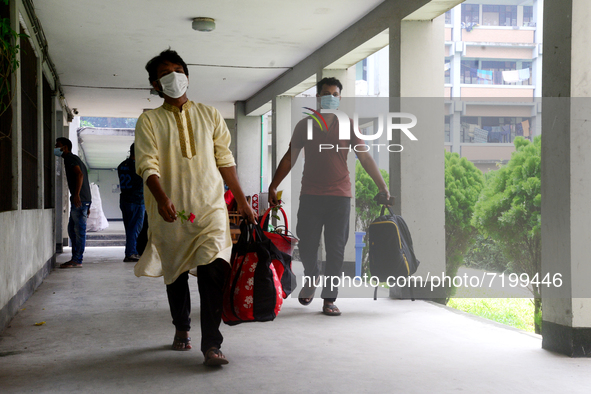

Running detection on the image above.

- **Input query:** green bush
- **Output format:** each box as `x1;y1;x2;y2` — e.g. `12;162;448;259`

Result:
472;136;542;332
464;234;511;273
445;151;485;296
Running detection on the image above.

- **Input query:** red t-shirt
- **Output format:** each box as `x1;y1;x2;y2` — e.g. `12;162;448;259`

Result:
290;115;363;197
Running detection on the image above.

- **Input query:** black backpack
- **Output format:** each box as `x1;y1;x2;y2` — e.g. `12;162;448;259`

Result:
368;205;420;300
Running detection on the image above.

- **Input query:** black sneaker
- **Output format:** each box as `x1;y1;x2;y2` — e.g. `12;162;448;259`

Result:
123;255;140;262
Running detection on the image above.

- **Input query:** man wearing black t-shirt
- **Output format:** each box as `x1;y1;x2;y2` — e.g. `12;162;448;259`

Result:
55;137;92;268
117;143;145;262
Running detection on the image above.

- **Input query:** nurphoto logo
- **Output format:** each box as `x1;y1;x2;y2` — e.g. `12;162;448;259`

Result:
304;108;418;152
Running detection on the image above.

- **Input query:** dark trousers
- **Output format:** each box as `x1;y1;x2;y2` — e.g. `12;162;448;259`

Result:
136;212;148;256
296;195;351;301
120;200;145;257
166;259;229;353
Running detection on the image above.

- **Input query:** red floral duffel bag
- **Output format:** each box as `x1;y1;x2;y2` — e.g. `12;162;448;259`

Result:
222;222;293;325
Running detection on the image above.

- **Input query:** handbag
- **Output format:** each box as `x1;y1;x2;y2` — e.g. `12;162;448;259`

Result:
222;221;294;325
260;207;298;256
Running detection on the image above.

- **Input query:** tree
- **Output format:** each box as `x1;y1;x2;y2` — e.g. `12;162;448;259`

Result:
472;136;542;333
444;151;485;297
355;160;389;274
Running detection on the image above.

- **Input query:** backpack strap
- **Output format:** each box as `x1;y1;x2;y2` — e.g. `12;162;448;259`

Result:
380;205;395;216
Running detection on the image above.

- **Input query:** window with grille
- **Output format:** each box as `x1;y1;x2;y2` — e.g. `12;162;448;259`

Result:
523;6;534;26
461;4;479;24
0;1;13;212
20;30;39;210
482;5;517;27
43;75;53;208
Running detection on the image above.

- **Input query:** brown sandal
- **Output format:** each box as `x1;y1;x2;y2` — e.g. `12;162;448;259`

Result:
172;336;192;351
322;304;342;316
203;347;229;366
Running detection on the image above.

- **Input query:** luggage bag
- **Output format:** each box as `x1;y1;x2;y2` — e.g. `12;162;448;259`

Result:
222;222;294;325
368;205;420;300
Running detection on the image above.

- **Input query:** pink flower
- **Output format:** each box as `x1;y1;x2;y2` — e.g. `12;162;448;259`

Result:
188;213;196;223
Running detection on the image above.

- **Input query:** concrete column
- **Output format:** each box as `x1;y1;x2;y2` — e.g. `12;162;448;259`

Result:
271;95;293;216
321;68;357;270
61;124;69;246
451;3;462;99
451;4;462;41
451;109;462;153
234;101;262;199
533;0;543;99
541;0;591;357
54;103;64;252
389;16;446;298
517;5;524;27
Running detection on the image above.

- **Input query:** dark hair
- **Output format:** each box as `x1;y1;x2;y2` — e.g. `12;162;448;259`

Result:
129;143;135;157
56;137;72;151
145;49;189;84
317;77;343;94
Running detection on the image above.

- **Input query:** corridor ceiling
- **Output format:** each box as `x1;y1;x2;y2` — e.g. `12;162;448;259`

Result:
32;0;385;120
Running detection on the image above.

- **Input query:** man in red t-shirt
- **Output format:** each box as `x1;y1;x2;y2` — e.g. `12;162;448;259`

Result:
268;77;390;316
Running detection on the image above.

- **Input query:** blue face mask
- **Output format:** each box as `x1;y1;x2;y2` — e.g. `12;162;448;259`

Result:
320;95;340;110
54;147;63;157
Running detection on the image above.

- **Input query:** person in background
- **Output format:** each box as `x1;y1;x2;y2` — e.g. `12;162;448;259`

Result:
54;137;92;268
268;77;390;316
118;143;145;262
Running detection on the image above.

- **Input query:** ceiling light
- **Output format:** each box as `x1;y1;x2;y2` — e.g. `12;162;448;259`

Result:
192;17;215;32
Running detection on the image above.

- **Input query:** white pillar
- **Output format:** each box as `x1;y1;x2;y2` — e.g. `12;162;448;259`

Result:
541;0;591;357
234;101;261;198
271;95;293;222
389;16;446;298
320;68;357;272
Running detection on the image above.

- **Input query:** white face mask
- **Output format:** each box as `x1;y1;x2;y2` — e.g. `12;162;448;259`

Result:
159;72;188;99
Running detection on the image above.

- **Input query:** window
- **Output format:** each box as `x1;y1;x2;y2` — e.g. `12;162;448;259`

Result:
20;32;39;210
481;60;517;85
43;75;54;208
445;10;452;25
521;61;532;85
461;4;479;24
0;1;12;211
523;6;534;26
444;116;451;143
461;60;479;84
460;116;478;143
460;116;532;143
445;58;451;84
482;5;517;27
461;59;530;86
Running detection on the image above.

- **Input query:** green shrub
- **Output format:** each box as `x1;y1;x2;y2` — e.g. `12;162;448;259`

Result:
445;151;485;296
472;136;542;332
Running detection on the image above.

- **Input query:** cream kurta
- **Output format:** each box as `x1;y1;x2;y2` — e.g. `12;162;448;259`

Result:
134;101;235;285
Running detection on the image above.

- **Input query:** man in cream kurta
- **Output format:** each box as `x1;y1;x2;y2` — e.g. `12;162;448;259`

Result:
134;100;234;283
134;49;255;366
